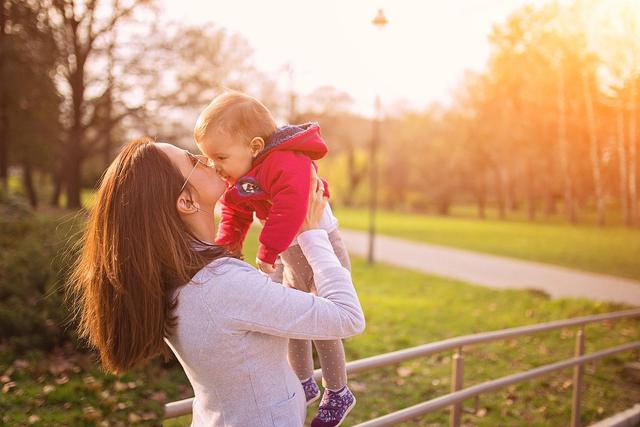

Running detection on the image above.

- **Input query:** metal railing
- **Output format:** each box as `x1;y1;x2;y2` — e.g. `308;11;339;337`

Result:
164;308;640;426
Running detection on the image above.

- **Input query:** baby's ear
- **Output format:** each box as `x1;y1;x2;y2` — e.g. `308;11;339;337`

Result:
249;137;265;157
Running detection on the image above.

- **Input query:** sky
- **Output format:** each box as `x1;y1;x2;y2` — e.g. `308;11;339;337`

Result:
160;0;550;115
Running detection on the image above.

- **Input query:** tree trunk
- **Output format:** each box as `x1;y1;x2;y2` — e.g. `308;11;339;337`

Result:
65;138;82;208
616;98;630;225
557;62;577;224
581;71;605;226
344;147;366;208
495;167;506;220
629;79;638;226
344;148;356;207
65;60;86;209
544;192;558;217
0;0;8;194
437;197;451;216
526;158;536;221
50;167;62;206
504;168;516;213
103;88;114;168
476;169;486;219
21;159;37;208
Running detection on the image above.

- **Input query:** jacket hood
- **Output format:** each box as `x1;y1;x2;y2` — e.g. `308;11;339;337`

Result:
253;122;327;167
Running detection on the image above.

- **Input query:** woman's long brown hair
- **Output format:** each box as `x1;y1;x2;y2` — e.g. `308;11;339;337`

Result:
67;137;227;374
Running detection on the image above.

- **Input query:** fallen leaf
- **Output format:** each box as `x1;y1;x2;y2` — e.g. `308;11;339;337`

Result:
142;412;157;420
13;359;29;369
350;381;367;392
2;382;16;393
113;381;127;392
83;376;101;390
397;367;412;378
27;415;40;424
43;384;55;394
128;412;142;423
55;376;69;385
48;357;75;376
150;391;167;402
476;408;487;417
83;405;101;421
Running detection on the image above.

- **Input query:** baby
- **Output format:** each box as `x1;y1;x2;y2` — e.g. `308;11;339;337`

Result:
194;91;357;427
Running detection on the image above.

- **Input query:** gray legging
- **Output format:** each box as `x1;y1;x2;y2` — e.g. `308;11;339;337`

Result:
271;230;352;390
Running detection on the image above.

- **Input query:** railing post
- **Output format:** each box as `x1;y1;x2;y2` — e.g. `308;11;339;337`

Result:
450;347;464;427
571;327;585;427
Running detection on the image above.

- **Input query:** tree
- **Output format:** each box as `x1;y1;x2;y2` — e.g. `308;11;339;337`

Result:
297;86;369;208
122;22;259;149
0;0;60;206
44;0;155;208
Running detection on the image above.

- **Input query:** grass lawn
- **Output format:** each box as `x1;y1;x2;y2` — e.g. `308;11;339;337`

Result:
334;207;640;281
164;227;640;427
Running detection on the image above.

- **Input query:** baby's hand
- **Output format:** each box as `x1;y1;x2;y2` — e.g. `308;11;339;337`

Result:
256;258;276;274
224;242;244;259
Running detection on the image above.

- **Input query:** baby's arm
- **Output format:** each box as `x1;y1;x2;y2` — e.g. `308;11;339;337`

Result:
257;151;313;268
215;192;254;256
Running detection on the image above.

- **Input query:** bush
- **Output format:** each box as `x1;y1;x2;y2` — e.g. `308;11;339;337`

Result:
0;208;85;352
0;189;32;219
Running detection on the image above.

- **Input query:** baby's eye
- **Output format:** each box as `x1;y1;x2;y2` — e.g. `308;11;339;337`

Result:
217;157;226;161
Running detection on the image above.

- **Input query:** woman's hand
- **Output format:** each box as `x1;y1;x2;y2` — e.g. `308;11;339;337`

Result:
299;167;328;233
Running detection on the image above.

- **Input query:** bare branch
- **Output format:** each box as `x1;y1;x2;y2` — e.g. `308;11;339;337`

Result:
88;0;147;48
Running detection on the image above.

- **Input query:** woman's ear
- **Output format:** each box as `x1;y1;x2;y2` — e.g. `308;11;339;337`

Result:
176;193;199;215
249;137;265;158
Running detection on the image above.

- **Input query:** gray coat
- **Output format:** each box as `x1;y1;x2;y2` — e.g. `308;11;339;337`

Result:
165;230;365;426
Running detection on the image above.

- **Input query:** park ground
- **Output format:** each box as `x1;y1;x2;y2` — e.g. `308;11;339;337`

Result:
1;204;639;426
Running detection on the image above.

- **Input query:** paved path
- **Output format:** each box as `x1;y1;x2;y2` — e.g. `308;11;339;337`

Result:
341;229;640;306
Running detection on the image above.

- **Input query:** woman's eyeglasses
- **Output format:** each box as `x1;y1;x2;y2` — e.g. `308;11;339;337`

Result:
179;151;214;193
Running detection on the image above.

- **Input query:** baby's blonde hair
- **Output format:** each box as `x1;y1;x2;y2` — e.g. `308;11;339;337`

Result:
194;91;277;144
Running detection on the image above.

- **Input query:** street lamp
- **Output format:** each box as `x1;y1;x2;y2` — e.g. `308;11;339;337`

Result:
368;9;388;265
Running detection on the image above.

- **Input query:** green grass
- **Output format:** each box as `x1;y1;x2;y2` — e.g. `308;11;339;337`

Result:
335;207;640;281
163;227;640;427
0;348;193;426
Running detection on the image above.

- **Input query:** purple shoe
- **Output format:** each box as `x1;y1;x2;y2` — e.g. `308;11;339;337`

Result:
311;386;356;427
302;377;321;406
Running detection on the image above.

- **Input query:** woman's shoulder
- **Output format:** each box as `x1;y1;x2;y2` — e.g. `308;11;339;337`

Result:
191;256;256;282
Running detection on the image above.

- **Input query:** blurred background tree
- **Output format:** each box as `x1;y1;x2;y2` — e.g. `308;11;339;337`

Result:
1;0;639;227
0;0;60;207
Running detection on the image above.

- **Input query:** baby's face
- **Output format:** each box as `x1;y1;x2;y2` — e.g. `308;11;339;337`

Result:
198;130;254;184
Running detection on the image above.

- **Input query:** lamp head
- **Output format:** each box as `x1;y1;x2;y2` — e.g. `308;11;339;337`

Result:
372;9;388;28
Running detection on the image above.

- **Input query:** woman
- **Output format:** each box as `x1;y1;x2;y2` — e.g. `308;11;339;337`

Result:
68;136;365;426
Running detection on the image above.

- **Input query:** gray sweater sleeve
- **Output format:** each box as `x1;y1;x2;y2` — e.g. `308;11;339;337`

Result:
215;229;365;339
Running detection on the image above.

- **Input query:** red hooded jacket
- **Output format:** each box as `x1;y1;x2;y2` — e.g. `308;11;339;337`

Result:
214;122;331;264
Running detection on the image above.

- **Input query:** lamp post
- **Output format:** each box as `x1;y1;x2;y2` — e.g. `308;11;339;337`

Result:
368;9;388;264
